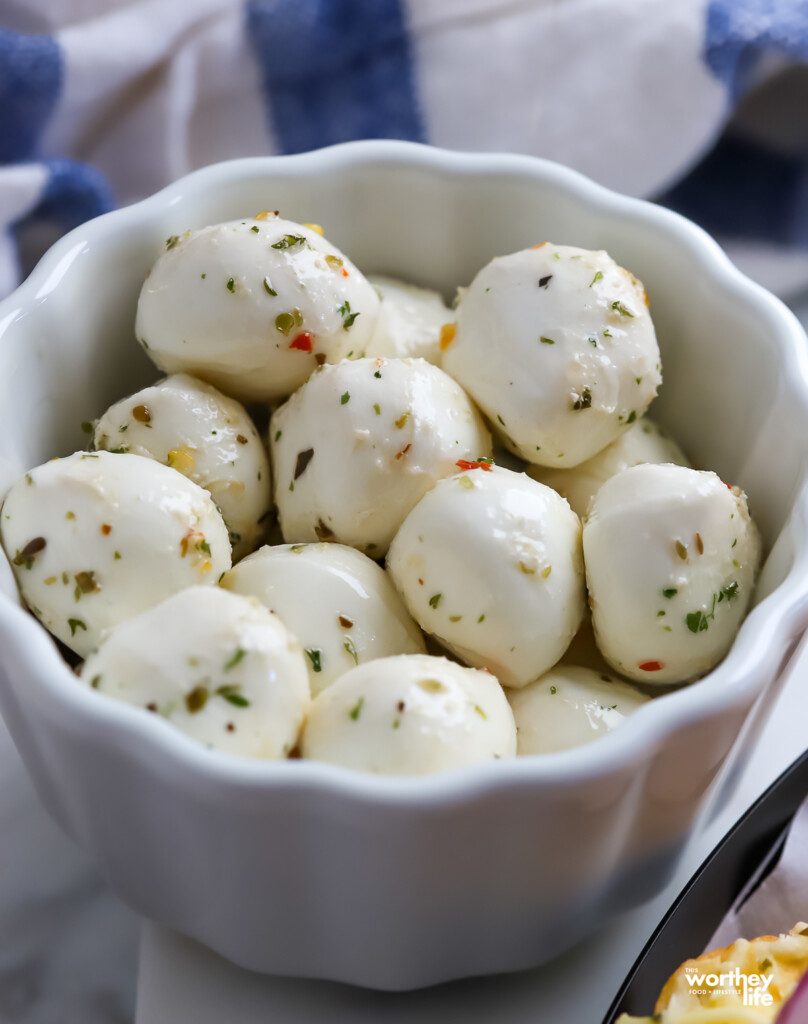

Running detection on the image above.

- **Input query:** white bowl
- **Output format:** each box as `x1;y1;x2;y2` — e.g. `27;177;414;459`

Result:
1;142;807;991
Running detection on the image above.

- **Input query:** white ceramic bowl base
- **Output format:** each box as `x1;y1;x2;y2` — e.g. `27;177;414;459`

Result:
0;143;807;990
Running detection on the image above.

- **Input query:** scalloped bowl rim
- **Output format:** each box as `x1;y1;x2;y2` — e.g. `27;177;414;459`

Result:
2;140;808;806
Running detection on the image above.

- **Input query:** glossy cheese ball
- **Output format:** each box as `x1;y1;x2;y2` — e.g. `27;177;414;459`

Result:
443;244;662;468
0;452;231;657
82;586;309;759
221;542;425;695
301;654;516;775
583;463;761;685
364;275;452;364
94;374;270;560
386;465;586;687
270;357;491;556
528;417;689;517
508;665;649;755
135;216;381;401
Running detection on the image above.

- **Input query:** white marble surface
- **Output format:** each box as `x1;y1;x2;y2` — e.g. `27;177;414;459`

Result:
0;262;806;1024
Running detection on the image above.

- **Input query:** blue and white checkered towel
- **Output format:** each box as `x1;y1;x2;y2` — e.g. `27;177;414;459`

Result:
2;0;808;298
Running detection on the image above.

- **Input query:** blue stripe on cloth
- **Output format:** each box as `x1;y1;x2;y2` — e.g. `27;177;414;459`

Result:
14;159;114;232
246;0;425;153
658;135;808;248
0;30;62;162
705;0;808;99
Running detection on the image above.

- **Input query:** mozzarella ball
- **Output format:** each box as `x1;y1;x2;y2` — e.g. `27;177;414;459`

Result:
221;542;425;694
387;465;586;687
443;244;662;468
94;374;270;560
0;452;231;657
81;586;309;759
135;216;381;401
364;275;452;364
270;357;491;556
301;654;515;775
508;665;649;755
583;464;761;685
528;417;689;518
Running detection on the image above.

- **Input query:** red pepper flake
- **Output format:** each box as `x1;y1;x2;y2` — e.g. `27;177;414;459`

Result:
456;459;493;472
395;443;412;461
341;268;349;277
289;332;313;352
638;660;664;672
101;523;112;535
236;434;248;445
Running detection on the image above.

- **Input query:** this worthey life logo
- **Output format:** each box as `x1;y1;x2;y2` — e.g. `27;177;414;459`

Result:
684;966;774;1007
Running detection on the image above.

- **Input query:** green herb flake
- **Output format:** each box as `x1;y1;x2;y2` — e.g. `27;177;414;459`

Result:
394;412;409;429
719;581;739;602
349;697;364;720
68;617;87;637
271;234;306;250
343;637;358;664
662;588;678;599
590;271;603;287
275;312;295;335
550;685;557;694
263;277;277;296
603;328;613;338
657;610;665;617
185;685;209;714
611;300;635;317
373;402;381;415
114;550;121;560
497;414;505;426
626;410;636;424
216;684;250;708
90;674;102;689
165;235;180;250
250;225;260;233
478;613;485;623
201;273;206;279
588;334;598;347
686;610;709;634
305;648;322;673
374;369;382;379
572;386;592;411
540;336;555;345
474;704;488;720
428;593;442;609
81;420;93;434
226;277;235;293
760;958;772;972
224;647;247;671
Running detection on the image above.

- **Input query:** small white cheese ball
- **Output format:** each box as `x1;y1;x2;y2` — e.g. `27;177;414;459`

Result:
94;374;270;560
270;357;491;556
508;665;649;755
364;275;452;364
0;452;231;657
135;216;381;401
583;463;761;685
387;465;586;687
82;586;309;759
528;417;689;518
221;542;425;695
301;654;515;775
443;244;662;468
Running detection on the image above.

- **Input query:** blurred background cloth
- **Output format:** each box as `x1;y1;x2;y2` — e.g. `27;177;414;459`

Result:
3;0;808;299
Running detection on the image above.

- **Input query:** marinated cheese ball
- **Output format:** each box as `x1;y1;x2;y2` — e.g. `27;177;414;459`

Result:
93;374;270;559
81;586;309;759
270;357;491;556
443;244;662;468
135;215;381;401
386;465;586;687
364;275;452;364
583;463;761;685
0;452;231;657
221;542;425;695
301;654;516;775
508;665;649;756
528;417;689;518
